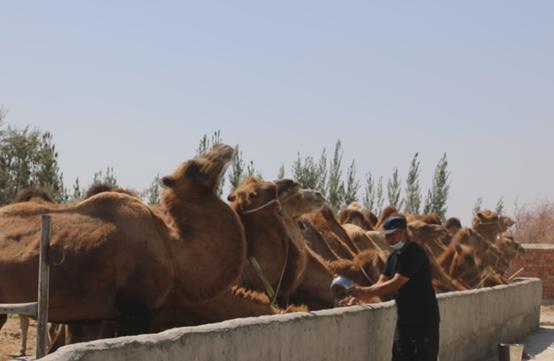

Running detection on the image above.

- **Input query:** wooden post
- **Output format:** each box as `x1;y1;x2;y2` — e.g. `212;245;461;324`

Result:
36;215;51;358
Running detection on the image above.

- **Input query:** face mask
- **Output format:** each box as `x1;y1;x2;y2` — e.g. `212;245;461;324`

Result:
389;240;406;251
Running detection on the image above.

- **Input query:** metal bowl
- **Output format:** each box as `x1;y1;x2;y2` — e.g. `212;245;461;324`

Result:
330;276;353;300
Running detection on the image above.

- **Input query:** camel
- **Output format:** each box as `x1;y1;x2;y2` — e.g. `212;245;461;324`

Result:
1;187;55;355
301;205;360;260
337;202;376;231
444;217;462;239
228;177;326;305
288;247;337;309
407;221;467;292
408;220;449;258
298;218;343;261
84;183;140;199
472;210;515;243
374;206;400;229
437;228;506;288
0;144;247;343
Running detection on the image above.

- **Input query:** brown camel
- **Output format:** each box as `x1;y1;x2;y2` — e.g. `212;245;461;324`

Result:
0;144;247;341
298;218;343;261
437;228;506;288
407;220;467;292
444;217;462;239
301;205;360;259
472;210;515;243
228;177;325;304
337;202;376;231
84;183;140;199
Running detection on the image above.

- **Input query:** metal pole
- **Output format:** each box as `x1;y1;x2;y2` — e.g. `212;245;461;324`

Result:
36;215;51;358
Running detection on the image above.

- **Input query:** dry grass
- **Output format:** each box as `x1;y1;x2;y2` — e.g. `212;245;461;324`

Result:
512;200;554;244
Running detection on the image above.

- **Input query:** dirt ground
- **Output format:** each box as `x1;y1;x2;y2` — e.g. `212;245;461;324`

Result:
1;306;553;361
0;315;36;361
541;304;554;324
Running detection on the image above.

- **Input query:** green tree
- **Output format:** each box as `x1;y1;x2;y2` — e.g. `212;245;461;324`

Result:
0;124;66;205
404;153;422;214
496;197;505;215
142;174;161;205
362;171;375;212
375;176;384;215
473;197;483;215
70;177;84;201
277;164;285;179
292;154;319;189
327;140;345;211
343;160;360;207
423;153;450;220
228;145;246;190
316;148;328;195
387;167;403;209
92;167;118;187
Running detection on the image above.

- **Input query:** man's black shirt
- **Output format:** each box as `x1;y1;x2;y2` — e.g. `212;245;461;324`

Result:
383;241;440;325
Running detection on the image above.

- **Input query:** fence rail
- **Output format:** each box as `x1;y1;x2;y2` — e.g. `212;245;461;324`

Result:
0;214;51;359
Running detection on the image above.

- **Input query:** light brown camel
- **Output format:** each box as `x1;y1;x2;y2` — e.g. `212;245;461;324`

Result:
472;210;515;243
337;202;376;231
0;144;247;341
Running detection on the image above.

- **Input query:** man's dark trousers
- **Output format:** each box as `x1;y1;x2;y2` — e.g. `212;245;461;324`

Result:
392;321;439;361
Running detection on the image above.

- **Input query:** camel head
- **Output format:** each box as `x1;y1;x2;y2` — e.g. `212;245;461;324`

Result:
498;215;515;232
472;210;502;234
281;189;326;218
273;178;301;200
228;177;300;215
337;202;375;231
161;144;234;195
444;217;462;237
497;235;525;259
408;220;448;244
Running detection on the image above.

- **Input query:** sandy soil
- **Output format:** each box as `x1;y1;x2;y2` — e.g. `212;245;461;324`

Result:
541;305;554;325
0;315;36;361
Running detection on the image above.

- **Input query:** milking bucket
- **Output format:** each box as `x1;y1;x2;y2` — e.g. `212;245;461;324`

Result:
497;343;524;361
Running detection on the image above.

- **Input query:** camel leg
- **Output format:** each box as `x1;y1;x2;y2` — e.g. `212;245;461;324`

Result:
19;315;30;355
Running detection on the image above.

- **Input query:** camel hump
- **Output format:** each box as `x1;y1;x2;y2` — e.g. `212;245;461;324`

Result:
85;183;140;199
12;186;54;204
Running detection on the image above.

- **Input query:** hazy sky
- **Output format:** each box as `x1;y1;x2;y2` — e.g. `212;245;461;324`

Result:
1;1;553;225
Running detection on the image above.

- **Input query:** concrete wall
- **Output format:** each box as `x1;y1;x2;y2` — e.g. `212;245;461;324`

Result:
511;243;554;301
42;278;541;361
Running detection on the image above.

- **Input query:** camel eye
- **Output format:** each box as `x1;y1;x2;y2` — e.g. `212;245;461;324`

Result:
184;163;200;177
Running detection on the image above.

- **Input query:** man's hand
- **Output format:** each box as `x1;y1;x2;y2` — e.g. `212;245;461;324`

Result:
338;296;358;307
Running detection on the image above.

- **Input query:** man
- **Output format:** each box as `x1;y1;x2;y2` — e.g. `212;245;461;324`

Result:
342;215;440;361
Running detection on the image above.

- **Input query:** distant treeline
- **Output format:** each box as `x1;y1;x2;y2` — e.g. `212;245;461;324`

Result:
1;111;462;219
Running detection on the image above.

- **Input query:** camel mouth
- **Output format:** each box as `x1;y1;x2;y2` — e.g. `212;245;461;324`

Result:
197;144;235;188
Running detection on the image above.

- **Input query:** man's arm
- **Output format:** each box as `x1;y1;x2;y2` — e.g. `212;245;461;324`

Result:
347;273;409;301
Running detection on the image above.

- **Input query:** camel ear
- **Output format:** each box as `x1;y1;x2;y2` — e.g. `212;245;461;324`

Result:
476;212;486;221
161;176;176;188
184;162;201;177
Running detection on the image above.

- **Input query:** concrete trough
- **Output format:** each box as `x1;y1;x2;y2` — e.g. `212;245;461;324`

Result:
42;278;541;361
